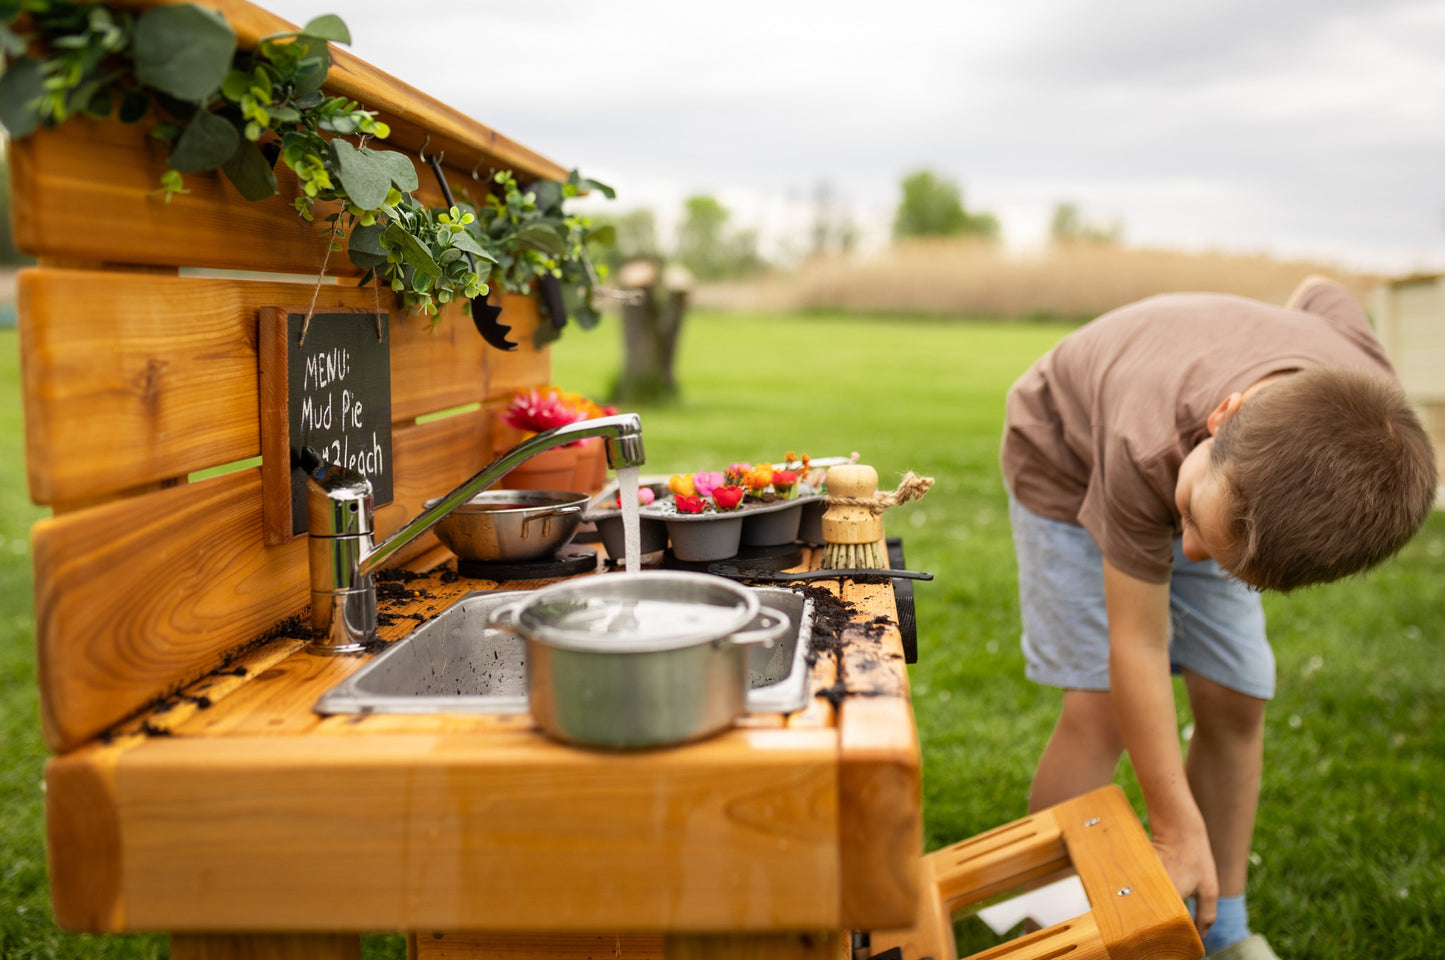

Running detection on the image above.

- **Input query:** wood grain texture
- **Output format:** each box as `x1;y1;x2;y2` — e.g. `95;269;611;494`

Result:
836;697;921;929
109;729;840;932
9;0;566;270
34;411;498;753
873;786;1202;960
46;747;127;931
18;268;533;506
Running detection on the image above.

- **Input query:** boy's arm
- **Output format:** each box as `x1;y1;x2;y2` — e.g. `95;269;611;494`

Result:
1102;558;1219;937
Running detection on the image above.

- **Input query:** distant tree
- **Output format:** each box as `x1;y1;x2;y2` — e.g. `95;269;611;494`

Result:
675;194;764;280
675;195;731;280
1049;201;1122;246
592;208;659;274
892;169;999;241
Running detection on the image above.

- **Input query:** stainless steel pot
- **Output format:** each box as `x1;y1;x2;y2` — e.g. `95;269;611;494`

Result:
426;490;587;562
490;570;790;749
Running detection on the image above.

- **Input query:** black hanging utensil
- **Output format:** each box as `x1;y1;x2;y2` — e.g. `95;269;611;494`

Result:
425;151;516;351
537;272;568;332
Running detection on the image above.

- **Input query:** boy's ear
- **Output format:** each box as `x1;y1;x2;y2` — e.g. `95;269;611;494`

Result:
1207;392;1245;435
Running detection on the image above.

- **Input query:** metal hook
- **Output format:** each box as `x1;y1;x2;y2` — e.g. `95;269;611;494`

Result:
418;134;431;162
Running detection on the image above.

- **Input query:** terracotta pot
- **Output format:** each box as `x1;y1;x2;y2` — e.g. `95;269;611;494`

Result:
500;444;579;491
572;437;607;494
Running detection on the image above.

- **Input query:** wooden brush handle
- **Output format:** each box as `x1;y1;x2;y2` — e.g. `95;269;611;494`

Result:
822;464;884;544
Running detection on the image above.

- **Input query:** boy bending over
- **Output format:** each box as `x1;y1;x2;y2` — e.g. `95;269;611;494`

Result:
1001;276;1436;959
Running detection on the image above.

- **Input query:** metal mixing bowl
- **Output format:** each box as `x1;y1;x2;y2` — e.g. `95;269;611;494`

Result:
426;490;588;562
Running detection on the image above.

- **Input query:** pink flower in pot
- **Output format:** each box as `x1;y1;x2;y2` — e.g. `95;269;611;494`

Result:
692;471;725;498
503;387;585;437
615;487;656;508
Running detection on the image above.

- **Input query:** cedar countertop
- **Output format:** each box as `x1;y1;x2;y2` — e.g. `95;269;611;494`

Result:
46;544;921;938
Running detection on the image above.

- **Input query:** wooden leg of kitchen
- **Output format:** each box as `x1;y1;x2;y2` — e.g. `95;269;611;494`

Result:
169;933;363;960
664;932;843;960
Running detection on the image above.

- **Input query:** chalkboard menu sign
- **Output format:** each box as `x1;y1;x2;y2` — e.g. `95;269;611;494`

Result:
259;308;393;543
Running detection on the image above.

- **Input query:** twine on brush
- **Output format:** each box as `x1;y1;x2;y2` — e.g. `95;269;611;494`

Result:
824;471;935;513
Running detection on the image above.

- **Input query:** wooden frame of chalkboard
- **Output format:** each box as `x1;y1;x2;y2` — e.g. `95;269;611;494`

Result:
258;307;394;545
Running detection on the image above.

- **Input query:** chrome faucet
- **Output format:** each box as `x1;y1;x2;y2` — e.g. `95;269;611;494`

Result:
304;412;645;653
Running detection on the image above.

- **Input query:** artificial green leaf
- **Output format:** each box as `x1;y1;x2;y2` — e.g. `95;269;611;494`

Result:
330;139;392;210
267;105;300;123
220;139;278;201
578;176;616;200
0;23;27;58
362;147;418;193
588;224;617;246
131;4;237;102
168;108;240;172
347;221;389;269
318;113;360;135
299;14;350;44
515;223;567;256
293;54;328;96
0;57;44;138
84;87;113;119
383;222;440;274
450;231;495;261
119;89;151;124
221;69;250;101
531;179;563;212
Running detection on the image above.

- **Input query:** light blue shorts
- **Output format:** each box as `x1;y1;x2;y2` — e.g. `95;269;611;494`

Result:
1008;493;1274;700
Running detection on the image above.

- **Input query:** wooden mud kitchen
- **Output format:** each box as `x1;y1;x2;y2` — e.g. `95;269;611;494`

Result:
8;2;1203;958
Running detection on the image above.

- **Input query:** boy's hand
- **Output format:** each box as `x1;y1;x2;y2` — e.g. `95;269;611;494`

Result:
1152;819;1219;939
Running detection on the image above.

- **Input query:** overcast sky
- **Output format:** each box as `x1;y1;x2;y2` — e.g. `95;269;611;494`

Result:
268;0;1445;275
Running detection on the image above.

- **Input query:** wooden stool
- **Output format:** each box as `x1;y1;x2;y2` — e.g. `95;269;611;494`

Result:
867;785;1203;960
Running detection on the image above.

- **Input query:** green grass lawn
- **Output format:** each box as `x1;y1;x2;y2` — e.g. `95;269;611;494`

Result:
2;312;1442;958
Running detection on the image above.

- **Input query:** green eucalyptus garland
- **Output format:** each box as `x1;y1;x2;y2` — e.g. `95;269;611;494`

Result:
0;0;613;330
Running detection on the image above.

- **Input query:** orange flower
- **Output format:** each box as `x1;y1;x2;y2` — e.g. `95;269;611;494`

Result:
668;474;697;497
744;463;773;492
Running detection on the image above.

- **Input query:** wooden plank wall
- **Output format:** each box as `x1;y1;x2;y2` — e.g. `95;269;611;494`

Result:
12;0;562;753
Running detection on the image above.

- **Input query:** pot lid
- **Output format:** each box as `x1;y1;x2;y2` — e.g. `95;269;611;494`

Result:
509;570;760;652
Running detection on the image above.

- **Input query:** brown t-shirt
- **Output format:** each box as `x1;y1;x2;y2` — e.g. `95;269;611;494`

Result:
1001;281;1399;583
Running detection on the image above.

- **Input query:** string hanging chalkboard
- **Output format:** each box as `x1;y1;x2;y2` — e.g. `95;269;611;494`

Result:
259;307;393;543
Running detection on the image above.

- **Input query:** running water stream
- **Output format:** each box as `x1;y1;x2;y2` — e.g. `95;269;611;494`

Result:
616;464;642;574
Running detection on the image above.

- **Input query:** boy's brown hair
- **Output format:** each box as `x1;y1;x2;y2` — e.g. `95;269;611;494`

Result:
1211;367;1437;592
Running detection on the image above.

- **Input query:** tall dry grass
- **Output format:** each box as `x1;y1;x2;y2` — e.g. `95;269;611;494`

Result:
698;240;1385;319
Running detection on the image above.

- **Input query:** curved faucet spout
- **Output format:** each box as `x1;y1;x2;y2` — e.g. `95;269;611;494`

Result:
304;412;644;652
362;412;644;576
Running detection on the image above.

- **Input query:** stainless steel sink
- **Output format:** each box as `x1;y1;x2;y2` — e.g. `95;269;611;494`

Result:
313;586;814;716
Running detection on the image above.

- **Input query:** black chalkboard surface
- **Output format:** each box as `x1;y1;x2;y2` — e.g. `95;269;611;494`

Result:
259;308;393;543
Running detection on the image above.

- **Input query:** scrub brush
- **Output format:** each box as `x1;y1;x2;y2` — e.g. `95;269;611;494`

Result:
821;464;934;569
